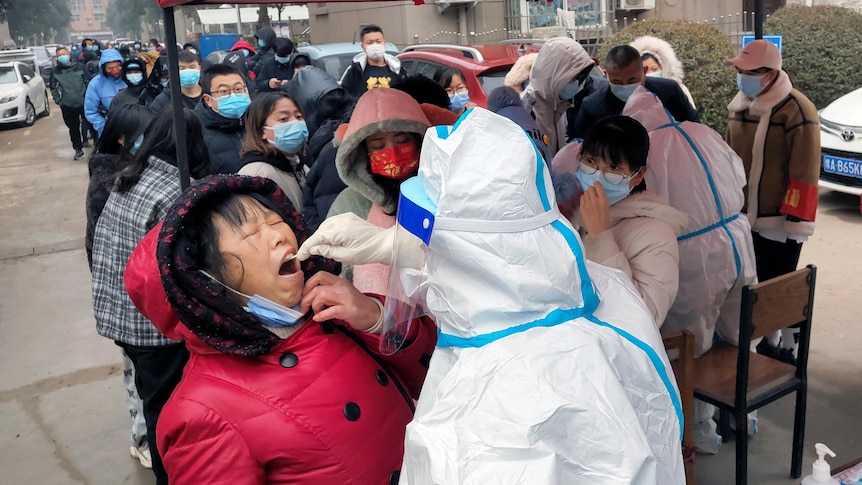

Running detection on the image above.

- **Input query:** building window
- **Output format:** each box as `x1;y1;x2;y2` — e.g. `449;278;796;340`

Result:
92;0;104;12
93;13;105;21
71;13;80;22
69;0;85;12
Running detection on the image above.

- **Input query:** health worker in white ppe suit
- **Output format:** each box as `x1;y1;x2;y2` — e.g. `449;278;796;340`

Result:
299;107;685;484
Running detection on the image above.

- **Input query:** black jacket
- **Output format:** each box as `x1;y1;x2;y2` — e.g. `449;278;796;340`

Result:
284;66;341;137
250;27;277;77
148;88;201;115
340;58;407;98
301;117;348;231
254;56;295;92
194;101;245;174
568;77;700;141
565;75;607;142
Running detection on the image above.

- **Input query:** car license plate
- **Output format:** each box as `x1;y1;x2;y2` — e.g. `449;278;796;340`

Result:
823;154;862;179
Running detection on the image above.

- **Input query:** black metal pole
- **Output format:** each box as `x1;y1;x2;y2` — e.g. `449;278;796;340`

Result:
754;0;764;39
163;6;191;190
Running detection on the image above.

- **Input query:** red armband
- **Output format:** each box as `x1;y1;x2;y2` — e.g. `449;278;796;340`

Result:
780;180;818;221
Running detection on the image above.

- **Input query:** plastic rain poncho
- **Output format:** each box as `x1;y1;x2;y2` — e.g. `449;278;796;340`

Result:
622;88;757;357
399;108;685;484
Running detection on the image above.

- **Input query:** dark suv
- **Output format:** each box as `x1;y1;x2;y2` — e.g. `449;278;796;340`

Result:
397;41;542;108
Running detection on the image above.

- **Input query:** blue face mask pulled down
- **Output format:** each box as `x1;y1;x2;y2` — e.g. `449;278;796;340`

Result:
448;91;470;112
559;81;583;100
215;93;250;119
258;39;266;48
178;69;200;88
575;168;632;206
200;270;305;327
126;73;144;86
610;82;640;102
737;73;765;97
266;120;309;154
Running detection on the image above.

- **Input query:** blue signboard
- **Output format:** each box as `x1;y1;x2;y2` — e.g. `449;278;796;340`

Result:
741;34;783;53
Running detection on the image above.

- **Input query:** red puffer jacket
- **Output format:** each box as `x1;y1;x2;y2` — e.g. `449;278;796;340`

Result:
125;226;436;485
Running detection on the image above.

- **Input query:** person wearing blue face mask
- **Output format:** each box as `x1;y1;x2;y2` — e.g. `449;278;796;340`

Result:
433;67;474;116
552;114;688;327
109;55;164;111
149;49;204;114
255;37;297;92
238;92;309;211
50;46;89;159
195;63;250;174
249;27;277;77
569;45;699;141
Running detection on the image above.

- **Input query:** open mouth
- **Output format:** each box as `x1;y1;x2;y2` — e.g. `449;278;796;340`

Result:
278;255;299;276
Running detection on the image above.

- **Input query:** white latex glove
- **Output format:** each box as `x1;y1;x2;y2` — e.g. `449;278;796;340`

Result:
297;213;395;265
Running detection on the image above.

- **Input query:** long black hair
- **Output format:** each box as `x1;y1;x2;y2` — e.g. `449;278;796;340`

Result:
112;107;210;193
93;104;154;158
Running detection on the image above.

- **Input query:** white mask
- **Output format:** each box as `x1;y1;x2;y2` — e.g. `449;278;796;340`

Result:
366;44;386;61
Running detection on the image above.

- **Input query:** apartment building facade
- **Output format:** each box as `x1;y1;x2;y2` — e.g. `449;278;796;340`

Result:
68;0;113;43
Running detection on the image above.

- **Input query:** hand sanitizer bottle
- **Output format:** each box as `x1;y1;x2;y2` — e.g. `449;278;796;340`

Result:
801;443;840;485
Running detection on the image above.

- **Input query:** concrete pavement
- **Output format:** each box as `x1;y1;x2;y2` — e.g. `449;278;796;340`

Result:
1;102;860;484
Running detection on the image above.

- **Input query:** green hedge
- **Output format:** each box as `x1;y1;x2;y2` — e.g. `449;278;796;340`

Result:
765;6;862;109
599;19;737;135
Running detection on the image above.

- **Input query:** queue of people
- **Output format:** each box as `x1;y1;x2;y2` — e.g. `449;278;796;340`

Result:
80;29;819;484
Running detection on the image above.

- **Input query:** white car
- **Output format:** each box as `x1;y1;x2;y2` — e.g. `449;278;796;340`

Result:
819;87;862;196
0;61;50;127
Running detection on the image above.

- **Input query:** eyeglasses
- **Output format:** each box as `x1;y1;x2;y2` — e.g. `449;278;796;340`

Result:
446;87;468;96
209;86;247;98
578;161;639;185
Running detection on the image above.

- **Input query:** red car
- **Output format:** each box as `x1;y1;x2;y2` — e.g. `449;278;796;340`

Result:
397;42;542;108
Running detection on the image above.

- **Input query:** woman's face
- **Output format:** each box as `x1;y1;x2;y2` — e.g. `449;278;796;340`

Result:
215;198;303;307
642;57;662;74
581;152;644;191
262;98;303;144
364;131;414;152
445;73;467;96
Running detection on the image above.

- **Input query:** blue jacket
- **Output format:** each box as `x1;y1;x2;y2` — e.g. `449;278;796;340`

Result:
84;49;126;135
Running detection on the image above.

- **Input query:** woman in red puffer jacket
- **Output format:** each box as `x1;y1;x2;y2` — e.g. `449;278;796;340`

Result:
125;175;436;485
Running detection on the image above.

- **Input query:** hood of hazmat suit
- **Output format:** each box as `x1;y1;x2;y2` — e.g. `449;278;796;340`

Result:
397;107;685;484
623;87;757;356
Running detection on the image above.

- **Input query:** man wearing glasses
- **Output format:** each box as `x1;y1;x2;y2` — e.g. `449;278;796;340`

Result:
726;39;820;364
195;64;251;174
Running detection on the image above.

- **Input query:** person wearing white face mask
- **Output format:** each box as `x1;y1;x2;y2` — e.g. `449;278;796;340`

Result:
726;39;820;365
340;24;406;98
569;45;699;141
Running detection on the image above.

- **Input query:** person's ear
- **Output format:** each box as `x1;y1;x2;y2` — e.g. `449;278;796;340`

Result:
630;166;647;190
204;94;217;112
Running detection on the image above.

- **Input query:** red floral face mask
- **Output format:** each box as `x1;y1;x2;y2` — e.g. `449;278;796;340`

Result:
369;141;420;179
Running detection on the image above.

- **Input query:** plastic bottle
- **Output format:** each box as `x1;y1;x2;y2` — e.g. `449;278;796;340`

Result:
801;443;840;485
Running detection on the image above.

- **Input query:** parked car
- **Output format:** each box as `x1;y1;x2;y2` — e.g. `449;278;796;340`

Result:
296;41;399;83
396;41;543;108
0;61;50;127
819;86;862;196
31;46;55;84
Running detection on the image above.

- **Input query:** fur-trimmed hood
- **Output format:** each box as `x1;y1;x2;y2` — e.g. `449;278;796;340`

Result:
504;52;537;91
334;89;431;214
630;36;685;85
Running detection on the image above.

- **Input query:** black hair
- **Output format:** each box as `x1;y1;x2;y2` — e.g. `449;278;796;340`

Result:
392;75;449;109
579;115;649;174
312;88;355;129
641;53;660;65
275;37;295;57
177;49;200;64
201;63;243;94
360;24;383;41
94;104;155;157
432;67;465;91
112;107;211;193
292;55;309;68
149;38;159;46
118;46;131;59
605;45;642;70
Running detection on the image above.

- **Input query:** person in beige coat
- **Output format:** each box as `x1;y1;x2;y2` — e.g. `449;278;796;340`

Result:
553;115;687;327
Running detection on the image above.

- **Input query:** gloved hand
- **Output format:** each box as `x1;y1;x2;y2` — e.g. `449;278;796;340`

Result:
297;213;396;265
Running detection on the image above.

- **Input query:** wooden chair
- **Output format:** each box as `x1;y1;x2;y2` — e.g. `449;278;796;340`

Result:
663;330;696;485
693;264;816;485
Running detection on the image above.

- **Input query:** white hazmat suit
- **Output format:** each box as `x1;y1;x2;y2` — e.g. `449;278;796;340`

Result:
622;88;757;357
396;108;685;484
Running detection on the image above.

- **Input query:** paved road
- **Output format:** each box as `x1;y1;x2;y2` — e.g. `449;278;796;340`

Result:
0;102;859;484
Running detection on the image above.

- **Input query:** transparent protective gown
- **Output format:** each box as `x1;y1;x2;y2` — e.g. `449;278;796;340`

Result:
623;88;758;357
398;108;685;484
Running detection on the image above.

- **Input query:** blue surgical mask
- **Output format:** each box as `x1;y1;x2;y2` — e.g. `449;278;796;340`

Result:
258;39;266;48
610;82;640;102
265;120;309;154
575;168;633;206
559;81;583;100
737;73;765;97
130;134;143;154
178;69;200;88
134;44;141;50
160;79;169;89
275;55;290;64
57;55;71;65
448;91;470;112
646;71;663;78
126;73;144;85
242;49;250;57
200;270;305;327
215;93;250;119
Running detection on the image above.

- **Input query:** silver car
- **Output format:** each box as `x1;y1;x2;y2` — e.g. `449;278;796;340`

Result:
0;61;51;127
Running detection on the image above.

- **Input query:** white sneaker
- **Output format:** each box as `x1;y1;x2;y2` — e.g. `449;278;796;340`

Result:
130;441;153;469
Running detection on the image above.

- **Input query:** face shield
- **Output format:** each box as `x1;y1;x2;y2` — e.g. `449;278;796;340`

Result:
380;177;435;355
